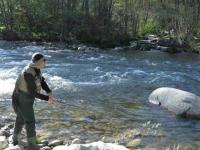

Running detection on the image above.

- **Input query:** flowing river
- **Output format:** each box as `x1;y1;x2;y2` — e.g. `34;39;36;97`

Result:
0;41;200;149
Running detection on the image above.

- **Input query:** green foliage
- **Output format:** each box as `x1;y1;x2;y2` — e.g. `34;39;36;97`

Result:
139;18;158;36
0;0;199;48
0;26;6;32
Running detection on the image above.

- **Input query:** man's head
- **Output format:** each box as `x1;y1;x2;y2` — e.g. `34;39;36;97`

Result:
31;53;46;68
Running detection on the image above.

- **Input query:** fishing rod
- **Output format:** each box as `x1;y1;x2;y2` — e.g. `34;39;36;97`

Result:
0;98;80;108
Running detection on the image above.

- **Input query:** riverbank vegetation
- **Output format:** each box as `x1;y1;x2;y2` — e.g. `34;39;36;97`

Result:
0;0;199;51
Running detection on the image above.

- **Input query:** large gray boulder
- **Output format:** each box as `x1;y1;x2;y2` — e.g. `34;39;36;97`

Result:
149;87;200;119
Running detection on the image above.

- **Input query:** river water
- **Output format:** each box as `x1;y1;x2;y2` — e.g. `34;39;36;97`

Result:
0;41;200;149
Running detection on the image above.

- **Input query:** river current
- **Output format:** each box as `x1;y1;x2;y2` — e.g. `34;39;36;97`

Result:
0;41;200;149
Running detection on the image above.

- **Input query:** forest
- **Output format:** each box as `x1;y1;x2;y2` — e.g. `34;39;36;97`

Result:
0;0;199;49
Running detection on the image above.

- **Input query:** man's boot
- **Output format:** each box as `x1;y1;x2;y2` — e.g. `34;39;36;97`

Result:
27;137;40;150
12;134;19;146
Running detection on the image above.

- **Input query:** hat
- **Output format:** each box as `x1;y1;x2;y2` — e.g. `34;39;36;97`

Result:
32;53;44;63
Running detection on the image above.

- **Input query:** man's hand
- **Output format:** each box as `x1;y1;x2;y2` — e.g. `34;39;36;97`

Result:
48;96;55;104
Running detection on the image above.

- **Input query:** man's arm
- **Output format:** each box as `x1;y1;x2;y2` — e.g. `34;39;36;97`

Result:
41;77;52;94
24;73;49;101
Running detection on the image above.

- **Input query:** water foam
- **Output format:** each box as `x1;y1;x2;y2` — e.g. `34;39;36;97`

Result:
0;68;19;97
5;60;30;65
99;72;126;84
22;45;45;51
48;75;77;92
0;78;15;97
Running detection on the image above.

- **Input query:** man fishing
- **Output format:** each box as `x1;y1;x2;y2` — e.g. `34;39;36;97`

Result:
12;52;55;149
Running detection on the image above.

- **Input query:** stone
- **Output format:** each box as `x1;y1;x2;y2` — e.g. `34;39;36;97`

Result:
126;139;141;148
7;124;14;129
101;136;116;143
71;138;81;144
41;140;49;146
52;145;67;150
38;144;45;148
0;136;8;149
0;129;10;137
40;146;51;150
4;145;22;150
67;141;129;150
49;139;64;147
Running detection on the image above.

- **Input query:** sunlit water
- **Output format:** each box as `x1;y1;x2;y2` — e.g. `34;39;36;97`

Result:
0;41;200;149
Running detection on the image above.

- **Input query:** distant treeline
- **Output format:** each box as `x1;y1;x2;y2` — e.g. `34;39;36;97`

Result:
0;0;199;48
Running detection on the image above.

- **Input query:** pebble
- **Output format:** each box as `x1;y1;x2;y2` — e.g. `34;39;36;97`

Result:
49;139;64;147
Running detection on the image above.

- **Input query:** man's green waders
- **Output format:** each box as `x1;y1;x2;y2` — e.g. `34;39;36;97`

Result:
13;91;39;150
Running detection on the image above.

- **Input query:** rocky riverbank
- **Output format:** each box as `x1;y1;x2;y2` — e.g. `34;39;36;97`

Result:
0;121;142;150
1;33;200;54
0;117;167;150
134;35;200;54
1;120;200;150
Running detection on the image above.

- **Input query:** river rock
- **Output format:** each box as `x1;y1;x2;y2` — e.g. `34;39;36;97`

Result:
40;146;51;150
66;141;129;150
101;136;116;143
52;145;67;150
149;87;200;119
0;136;8;149
4;145;22;150
126;139;141;148
49;139;64;147
136;40;157;51
41;140;49;146
156;46;170;52
71;138;81;144
145;34;159;43
77;45;87;51
0;125;12;137
0;129;10;137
